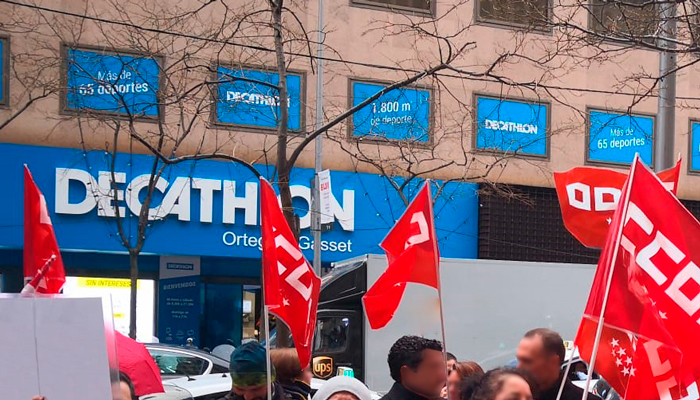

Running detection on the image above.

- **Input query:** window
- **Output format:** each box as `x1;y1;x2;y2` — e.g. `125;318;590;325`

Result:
476;0;550;29
149;349;210;377
589;0;658;42
314;317;350;353
351;0;431;13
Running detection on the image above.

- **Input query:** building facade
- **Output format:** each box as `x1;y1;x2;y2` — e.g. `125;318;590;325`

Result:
1;0;699;346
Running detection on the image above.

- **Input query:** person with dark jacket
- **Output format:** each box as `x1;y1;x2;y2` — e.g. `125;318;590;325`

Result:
218;341;291;400
379;336;446;400
270;348;312;400
515;328;602;400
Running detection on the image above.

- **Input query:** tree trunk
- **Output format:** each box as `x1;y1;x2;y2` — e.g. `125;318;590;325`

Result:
129;249;139;339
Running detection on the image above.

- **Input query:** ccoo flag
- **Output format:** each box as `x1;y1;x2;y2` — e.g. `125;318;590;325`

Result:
575;158;700;400
260;178;320;368
23;165;66;294
362;181;440;330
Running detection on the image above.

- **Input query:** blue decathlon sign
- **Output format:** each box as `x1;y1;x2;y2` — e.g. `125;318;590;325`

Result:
64;48;160;117
691;122;700;173
475;96;548;156
215;66;303;130
0;144;478;262
351;81;431;142
587;110;654;165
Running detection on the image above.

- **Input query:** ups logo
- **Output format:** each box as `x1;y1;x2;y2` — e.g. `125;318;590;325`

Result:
313;356;334;379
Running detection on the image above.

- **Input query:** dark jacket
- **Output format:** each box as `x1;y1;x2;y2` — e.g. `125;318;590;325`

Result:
538;375;603;400
281;380;312;400
217;382;292;400
379;382;437;400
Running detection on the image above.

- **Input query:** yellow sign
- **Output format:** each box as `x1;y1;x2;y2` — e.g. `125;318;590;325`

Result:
313;356;334;379
77;278;140;289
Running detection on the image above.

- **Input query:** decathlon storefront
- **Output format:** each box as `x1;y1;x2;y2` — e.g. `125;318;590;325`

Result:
0;143;479;348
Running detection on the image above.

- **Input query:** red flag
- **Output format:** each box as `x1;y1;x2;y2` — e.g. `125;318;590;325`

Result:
575;158;700;400
362;182;439;330
24;166;65;294
260;178;320;368
553;160;681;248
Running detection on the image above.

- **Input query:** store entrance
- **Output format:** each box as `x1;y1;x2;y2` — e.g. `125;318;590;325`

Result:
198;281;261;350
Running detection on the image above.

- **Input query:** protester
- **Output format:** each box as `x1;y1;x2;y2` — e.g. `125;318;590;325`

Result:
460;368;535;400
379;335;446;400
119;371;138;400
515;328;602;400
446;352;458;371
313;376;373;400
218;341;290;400
270;348;312;400
447;362;484;400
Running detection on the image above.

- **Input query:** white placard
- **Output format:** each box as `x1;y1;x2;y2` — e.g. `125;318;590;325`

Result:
0;296;114;400
318;170;333;225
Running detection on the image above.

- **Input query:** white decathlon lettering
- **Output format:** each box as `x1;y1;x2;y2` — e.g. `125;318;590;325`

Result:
404;212;430;249
55;168;98;214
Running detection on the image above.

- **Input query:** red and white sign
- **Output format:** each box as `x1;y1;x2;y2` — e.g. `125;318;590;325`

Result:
260;178;320;368
575;158;700;400
553;161;680;248
362;182;440;330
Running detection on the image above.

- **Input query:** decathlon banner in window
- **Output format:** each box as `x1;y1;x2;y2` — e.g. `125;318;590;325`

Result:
475;96;548;156
587;110;654;165
350;80;431;142
691;121;700;173
64;47;160;117
215;66;303;130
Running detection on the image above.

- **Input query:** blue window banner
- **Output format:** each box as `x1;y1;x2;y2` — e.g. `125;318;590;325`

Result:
474;95;549;157
349;80;432;142
691;121;700;173
0;36;8;106
214;66;304;131
587;109;654;165
63;46;161;118
0;143;479;263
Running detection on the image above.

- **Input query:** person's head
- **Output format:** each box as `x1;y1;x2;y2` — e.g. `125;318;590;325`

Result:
119;371;137;400
387;335;446;398
312;376;373;400
446;352;458;371
448;362;484;400
516;328;565;390
270;348;310;386
230;341;276;400
460;368;535;400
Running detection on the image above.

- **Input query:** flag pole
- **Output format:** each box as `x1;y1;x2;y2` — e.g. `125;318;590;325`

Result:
555;345;576;400
264;305;273;400
581;156;639;400
426;180;450;400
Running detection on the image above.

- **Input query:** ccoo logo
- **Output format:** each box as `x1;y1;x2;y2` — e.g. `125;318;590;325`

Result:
313;356;334;379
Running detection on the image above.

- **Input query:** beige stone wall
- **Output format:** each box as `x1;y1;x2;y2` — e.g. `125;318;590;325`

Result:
1;0;699;199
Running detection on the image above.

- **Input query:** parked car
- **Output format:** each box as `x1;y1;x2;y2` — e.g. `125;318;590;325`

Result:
146;343;230;379
139;385;195;400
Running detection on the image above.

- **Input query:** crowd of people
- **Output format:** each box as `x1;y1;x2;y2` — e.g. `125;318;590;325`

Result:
221;327;601;400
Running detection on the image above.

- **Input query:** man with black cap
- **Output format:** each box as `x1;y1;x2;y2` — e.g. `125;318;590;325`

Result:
218;341;291;400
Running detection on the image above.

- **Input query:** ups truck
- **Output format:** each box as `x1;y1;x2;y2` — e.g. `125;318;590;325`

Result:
311;254;597;393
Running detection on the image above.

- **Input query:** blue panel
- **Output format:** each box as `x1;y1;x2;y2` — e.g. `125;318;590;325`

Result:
351;81;431;142
0;144;479;262
691;122;700;173
215;67;302;130
65;48;160;117
587;110;654;165
475;96;548;156
202;283;243;348
159;275;201;346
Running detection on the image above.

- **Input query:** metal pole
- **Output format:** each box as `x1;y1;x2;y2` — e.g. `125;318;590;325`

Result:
312;0;325;276
655;0;677;172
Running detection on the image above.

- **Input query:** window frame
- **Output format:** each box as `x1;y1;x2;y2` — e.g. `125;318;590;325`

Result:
474;0;553;34
586;0;660;46
349;0;434;17
313;315;352;354
584;106;656;168
210;62;307;135
148;348;213;376
346;77;435;147
688;119;700;175
471;92;552;160
59;43;165;122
